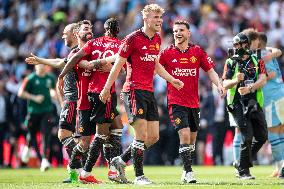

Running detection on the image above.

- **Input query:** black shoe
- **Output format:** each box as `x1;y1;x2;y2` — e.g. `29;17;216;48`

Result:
239;173;255;180
279;167;284;179
238;168;255;180
62;177;72;183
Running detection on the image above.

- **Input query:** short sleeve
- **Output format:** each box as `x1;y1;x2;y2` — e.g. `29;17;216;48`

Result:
50;75;56;88
21;76;31;93
199;48;214;72
118;36;134;59
258;59;266;75
158;50;167;67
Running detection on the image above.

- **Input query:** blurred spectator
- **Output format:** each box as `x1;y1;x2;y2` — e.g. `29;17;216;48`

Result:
0;79;13;167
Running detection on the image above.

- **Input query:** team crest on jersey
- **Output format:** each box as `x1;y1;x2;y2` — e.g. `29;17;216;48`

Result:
175;118;181;125
138;108;144;115
180;58;189;64
111;113;115;119
46;79;52;88
190;56;197;63
79;126;84;133
35;79;40;85
156;43;160;50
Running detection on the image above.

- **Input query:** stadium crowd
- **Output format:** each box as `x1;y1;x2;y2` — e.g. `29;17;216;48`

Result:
0;0;283;173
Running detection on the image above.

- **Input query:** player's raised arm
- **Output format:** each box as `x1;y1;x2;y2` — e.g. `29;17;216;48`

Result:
78;54;117;70
59;48;86;78
25;53;65;68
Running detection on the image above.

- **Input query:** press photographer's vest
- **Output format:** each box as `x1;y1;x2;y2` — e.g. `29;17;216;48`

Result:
226;55;264;107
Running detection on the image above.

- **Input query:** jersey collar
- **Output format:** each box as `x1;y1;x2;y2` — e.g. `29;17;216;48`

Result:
174;43;193;53
140;28;156;40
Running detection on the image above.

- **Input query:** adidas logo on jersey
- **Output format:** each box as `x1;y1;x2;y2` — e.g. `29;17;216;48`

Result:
142;46;147;50
172;59;177;63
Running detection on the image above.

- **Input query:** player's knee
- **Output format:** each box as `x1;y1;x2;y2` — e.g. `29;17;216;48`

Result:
79;136;91;151
137;134;147;142
179;129;191;143
147;136;159;145
58;130;72;141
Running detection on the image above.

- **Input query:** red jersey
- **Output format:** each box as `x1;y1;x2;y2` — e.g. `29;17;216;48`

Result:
70;48;92;110
82;36;121;93
159;44;214;108
118;29;161;92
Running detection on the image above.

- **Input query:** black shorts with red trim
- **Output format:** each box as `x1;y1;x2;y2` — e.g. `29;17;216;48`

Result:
88;92;119;124
59;101;77;132
122;89;159;124
168;104;200;132
78;109;96;136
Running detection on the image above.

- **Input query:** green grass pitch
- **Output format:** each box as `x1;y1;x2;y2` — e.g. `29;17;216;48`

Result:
0;166;283;189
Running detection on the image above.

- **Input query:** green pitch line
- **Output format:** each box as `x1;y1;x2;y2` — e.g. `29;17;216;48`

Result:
0;166;283;189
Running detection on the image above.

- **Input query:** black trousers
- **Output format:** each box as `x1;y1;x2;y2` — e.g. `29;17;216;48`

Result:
0;122;6;165
231;101;267;171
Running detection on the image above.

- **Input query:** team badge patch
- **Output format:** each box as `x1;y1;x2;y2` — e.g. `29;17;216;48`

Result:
79;127;84;133
175;118;181;125
156;43;160;50
111;113;115;119
190;56;197;63
138;108;144;115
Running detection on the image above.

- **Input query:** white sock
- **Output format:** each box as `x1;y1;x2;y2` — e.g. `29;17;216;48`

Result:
276;160;284;171
118;157;126;166
76;168;83;174
109;165;117;172
81;170;91;177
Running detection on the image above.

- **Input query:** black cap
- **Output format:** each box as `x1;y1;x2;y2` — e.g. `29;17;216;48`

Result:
233;33;249;45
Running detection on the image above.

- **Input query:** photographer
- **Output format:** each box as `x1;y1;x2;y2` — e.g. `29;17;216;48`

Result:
223;33;267;179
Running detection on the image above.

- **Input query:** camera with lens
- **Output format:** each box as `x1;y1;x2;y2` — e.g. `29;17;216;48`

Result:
227;33;261;61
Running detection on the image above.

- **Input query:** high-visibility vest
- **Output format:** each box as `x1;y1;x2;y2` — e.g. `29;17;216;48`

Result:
226;55;264;107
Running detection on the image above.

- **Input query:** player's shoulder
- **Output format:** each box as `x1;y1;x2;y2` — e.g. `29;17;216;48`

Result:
70;46;80;53
27;72;36;80
161;44;175;54
189;43;202;51
46;73;56;80
123;29;143;43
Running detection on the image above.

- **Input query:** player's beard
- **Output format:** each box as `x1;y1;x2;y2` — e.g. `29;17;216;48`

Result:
81;32;93;42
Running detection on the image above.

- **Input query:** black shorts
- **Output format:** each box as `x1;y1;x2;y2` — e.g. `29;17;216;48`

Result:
168;104;200;132
88;92;119;124
78;109;96;136
122;89;159;124
59;101;77;132
24;113;54;135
